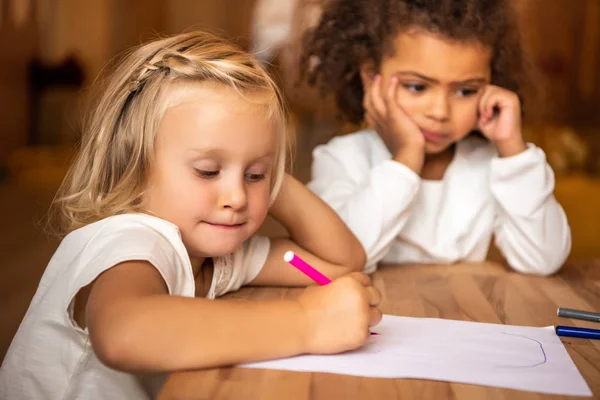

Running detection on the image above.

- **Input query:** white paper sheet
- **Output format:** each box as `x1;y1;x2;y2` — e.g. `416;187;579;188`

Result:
240;315;592;397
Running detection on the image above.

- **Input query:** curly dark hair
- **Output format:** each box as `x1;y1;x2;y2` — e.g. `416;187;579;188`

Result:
300;0;527;124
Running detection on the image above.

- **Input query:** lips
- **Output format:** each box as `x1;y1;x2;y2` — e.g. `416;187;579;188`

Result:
420;129;447;143
204;222;246;229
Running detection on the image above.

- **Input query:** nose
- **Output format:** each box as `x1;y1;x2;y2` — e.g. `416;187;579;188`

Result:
219;176;247;211
426;91;450;123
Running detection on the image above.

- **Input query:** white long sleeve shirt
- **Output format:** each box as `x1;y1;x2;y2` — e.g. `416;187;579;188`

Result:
308;130;571;275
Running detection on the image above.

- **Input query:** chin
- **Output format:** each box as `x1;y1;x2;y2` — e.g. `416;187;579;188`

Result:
424;142;453;154
204;242;245;258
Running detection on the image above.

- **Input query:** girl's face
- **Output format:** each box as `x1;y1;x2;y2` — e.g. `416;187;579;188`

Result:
366;30;493;154
143;84;277;261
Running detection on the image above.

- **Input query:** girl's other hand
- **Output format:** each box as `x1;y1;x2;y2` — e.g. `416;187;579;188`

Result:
477;85;527;157
297;272;382;354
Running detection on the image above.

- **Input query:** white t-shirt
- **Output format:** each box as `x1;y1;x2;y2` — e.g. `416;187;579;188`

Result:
0;213;270;400
308;130;571;275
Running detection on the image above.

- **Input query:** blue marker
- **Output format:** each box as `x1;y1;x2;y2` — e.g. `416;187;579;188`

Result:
555;325;600;340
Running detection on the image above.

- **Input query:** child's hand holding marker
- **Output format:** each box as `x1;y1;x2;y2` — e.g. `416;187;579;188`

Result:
285;251;382;354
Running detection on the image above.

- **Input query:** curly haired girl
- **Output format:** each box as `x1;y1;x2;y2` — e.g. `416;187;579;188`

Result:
302;0;571;275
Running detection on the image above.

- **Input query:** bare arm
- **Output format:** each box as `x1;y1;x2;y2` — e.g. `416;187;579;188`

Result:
250;174;366;286
87;260;381;373
87;261;305;372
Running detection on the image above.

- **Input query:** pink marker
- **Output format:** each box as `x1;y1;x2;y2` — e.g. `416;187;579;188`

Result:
283;251;379;336
284;251;331;285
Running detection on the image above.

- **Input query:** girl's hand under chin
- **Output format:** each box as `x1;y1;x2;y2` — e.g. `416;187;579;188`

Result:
363;75;425;173
477;85;527;157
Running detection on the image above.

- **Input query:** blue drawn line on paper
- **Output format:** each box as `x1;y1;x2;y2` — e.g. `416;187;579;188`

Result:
495;332;548;368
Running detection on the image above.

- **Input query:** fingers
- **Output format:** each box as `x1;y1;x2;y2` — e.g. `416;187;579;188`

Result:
340;272;383;330
368;306;383;327
370;75;386;118
479;86;517;123
386;76;415;126
347;272;372;287
363;76;382;130
363;74;423;152
346;274;381;306
362;79;373;116
366;286;382;307
478;87;496;123
384;75;399;110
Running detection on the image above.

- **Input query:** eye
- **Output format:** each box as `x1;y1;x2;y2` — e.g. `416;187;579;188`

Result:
195;169;219;179
403;83;427;93
457;87;479;97
245;173;265;182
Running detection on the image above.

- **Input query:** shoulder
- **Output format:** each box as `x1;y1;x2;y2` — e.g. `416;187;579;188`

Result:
62;213;193;295
315;129;385;156
64;213;181;249
312;129;388;167
95;213;180;237
84;213;186;266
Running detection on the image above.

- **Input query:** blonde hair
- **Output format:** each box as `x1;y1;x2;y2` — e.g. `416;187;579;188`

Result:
49;31;291;237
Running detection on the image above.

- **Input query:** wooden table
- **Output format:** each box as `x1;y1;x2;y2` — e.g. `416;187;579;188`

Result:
158;261;600;399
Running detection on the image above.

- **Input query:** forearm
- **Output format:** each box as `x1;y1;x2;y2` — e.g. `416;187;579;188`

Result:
490;144;571;274
270;174;365;271
494;198;571;275
90;295;305;372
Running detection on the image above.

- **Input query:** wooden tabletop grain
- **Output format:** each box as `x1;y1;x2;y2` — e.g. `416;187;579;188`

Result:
158;260;600;400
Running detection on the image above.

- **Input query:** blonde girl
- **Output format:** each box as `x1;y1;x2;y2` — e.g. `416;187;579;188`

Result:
0;31;380;400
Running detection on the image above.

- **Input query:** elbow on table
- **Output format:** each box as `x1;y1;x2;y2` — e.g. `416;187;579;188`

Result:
508;243;571;277
335;221;368;273
342;242;367;273
90;321;145;372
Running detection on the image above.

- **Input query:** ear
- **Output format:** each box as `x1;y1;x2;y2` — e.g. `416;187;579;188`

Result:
359;62;376;88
